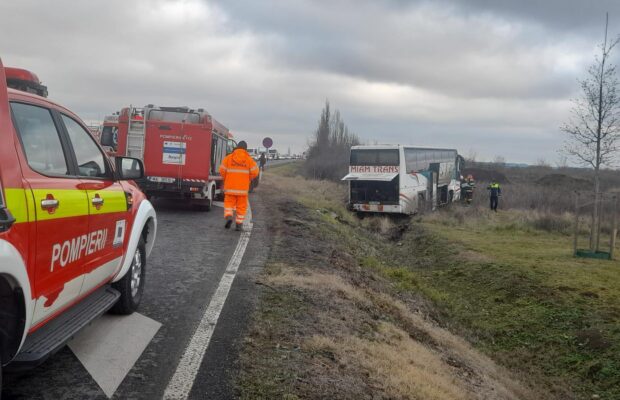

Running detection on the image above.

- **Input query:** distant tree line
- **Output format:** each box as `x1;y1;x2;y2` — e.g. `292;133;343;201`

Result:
303;100;359;181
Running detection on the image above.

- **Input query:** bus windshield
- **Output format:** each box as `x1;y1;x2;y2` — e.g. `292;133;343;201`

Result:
350;149;399;166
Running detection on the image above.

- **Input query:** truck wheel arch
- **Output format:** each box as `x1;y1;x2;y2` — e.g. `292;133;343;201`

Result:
113;200;157;283
208;182;216;200
0;240;33;365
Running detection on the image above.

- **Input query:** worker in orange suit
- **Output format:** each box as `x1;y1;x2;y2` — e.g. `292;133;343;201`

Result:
219;141;259;231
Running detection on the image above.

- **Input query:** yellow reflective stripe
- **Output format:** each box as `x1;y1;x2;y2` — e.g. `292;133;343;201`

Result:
226;168;249;174
4;188;32;223
220;166;228;170
225;189;248;195
31;189;88;221
3;188;126;222
88;190;127;215
250;166;258;171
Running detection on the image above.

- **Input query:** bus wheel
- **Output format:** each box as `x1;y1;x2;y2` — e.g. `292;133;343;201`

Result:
418;194;427;213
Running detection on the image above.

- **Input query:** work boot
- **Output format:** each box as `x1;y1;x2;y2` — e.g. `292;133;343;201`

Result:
235;223;243;231
225;219;233;229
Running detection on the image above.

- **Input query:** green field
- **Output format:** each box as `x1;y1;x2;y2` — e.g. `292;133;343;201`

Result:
389;208;620;399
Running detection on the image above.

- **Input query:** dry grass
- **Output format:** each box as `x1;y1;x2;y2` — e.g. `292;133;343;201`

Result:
265;266;533;400
306;326;470;400
267;266;371;306
360;216;397;235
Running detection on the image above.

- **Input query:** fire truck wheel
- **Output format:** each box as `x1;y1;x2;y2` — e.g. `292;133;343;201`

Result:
110;238;146;315
193;198;212;212
203;196;213;211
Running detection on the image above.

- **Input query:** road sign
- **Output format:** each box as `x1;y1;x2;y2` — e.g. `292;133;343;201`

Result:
262;137;273;149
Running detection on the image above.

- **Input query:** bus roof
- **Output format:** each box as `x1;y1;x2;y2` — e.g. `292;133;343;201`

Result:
351;144;458;152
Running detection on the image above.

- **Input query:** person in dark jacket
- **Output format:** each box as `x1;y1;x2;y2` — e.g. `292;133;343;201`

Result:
259;152;267;171
487;181;501;212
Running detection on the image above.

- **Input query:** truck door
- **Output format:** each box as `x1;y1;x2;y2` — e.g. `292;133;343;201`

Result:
59;114;128;295
9;102;89;328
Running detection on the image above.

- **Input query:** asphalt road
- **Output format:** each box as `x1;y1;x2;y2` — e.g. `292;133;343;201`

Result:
3;188;271;399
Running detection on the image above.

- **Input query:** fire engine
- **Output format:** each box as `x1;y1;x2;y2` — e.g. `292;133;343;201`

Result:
99;112;120;156
99;105;236;210
0;59;157;388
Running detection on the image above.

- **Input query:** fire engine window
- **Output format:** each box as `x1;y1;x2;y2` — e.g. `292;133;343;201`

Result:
10;102;70;176
219;137;227;163
61;115;110;178
211;136;219;174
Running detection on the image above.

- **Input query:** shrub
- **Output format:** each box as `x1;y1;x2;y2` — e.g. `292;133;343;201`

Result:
529;214;573;234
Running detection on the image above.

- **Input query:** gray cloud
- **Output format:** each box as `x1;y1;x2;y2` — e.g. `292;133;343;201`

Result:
1;0;619;163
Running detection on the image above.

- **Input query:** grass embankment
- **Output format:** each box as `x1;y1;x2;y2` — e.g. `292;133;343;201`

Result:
415;208;620;399
237;163;535;400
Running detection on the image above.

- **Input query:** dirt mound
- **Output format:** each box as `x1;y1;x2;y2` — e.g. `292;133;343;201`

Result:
535;174;592;189
462;168;509;183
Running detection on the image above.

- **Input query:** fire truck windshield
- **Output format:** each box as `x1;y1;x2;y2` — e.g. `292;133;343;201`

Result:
147;110;200;124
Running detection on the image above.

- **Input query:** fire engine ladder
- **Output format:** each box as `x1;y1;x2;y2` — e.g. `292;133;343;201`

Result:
127;107;146;159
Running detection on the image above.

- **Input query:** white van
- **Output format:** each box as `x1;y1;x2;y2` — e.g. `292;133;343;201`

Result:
342;145;463;214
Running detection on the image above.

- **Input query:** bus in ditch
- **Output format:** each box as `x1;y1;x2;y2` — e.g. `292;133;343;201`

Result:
342;145;464;215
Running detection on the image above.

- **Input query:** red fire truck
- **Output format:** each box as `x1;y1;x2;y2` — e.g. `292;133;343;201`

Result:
99;105;235;210
99;113;120;156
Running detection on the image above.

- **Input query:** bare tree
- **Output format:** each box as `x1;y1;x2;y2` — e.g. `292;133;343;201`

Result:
555;154;569;169
492;155;506;167
305;100;360;180
536;158;551;168
466;148;478;163
562;14;620;250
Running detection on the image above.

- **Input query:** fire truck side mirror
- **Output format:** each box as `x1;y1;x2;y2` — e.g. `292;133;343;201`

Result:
115;157;144;180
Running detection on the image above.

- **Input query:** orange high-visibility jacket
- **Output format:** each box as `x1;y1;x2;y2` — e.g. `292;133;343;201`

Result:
219;148;259;195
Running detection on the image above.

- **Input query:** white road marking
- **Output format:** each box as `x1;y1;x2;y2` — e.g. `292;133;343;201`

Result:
68;313;161;398
212;201;224;208
163;206;253;399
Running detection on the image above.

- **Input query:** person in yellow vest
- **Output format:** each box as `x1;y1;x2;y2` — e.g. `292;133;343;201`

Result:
219;141;259;231
487;181;501;212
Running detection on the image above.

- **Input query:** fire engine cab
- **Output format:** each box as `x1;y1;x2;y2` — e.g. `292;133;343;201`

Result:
100;105;236;210
0;60;157;388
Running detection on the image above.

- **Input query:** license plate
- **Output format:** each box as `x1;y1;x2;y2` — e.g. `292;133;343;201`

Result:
148;176;175;183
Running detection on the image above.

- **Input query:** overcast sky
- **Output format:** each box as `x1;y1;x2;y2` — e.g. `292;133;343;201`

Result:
2;0;620;163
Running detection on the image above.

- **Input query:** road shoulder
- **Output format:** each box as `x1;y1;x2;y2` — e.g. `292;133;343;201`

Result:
187;190;272;399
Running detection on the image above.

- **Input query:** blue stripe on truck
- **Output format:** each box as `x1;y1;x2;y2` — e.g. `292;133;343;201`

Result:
163;147;186;154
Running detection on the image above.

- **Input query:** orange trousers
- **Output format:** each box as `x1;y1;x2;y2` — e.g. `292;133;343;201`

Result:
224;194;248;224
